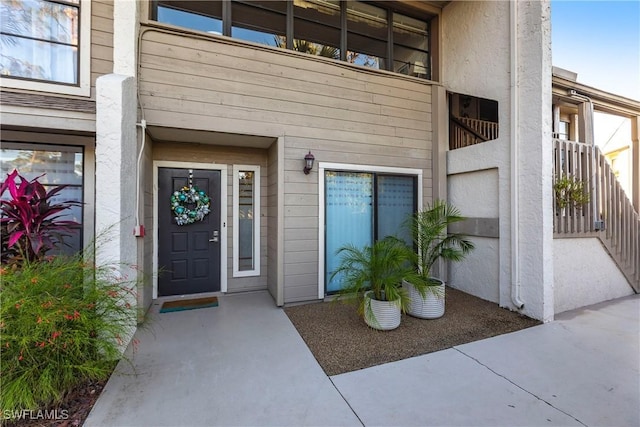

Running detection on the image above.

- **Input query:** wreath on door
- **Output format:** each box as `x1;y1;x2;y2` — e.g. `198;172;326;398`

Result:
170;170;211;226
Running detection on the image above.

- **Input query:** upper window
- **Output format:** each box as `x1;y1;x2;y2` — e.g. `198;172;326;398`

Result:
293;0;341;59
152;0;432;80
393;13;429;77
157;1;223;35
557;121;569;140
346;2;386;69
232;1;286;47
0;0;90;96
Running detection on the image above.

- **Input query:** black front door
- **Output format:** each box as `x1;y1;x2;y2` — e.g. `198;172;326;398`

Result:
158;168;221;296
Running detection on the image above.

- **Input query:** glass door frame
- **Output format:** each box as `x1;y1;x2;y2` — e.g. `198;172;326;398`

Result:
317;162;423;299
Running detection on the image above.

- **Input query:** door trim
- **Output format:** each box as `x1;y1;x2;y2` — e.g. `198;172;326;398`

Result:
317;162;423;299
153;161;228;299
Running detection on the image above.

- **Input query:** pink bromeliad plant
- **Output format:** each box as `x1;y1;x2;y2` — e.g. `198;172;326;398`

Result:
0;169;82;265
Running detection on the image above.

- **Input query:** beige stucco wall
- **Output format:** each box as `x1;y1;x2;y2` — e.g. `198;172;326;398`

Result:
443;1;512;307
138;27;436;303
448;168;500;302
554;238;634;313
443;0;554;321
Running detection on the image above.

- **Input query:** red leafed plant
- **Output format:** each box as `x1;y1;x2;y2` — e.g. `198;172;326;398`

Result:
1;169;82;265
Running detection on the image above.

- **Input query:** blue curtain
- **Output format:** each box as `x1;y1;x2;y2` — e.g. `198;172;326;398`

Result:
377;175;415;247
325;171;373;292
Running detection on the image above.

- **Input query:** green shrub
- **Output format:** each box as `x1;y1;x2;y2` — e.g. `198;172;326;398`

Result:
554;175;591;209
0;253;139;415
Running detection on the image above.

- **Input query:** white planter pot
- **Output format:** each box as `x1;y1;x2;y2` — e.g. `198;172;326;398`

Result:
363;291;401;330
402;278;445;319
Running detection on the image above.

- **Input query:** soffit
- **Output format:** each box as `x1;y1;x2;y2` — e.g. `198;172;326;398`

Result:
146;126;277;149
552;75;640;118
392;1;451;17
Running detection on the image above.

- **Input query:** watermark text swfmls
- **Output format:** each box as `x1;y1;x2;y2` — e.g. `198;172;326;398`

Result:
3;409;69;421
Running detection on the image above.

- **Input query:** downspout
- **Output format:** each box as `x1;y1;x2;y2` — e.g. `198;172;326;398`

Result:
134;119;147;235
510;0;525;309
134;28;148;238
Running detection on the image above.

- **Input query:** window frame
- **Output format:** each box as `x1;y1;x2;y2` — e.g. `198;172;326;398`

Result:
0;0;91;97
232;164;261;278
0;141;86;254
318;162;423;298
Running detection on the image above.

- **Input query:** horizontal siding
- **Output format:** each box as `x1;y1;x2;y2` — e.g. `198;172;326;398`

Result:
284;228;318;241
284;284;320;303
140;33;431;104
139;26;434;304
90;0;113;99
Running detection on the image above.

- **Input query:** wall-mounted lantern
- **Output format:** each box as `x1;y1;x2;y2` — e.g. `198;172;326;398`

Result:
303;151;315;175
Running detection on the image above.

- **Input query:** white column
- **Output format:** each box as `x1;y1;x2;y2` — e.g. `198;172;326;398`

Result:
95;74;139;345
515;0;554;321
578;101;595;145
95;74;138;265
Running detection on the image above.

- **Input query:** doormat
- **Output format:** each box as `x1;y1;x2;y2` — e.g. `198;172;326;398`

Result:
159;296;219;313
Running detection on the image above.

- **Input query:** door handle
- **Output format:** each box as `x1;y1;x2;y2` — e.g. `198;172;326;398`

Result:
209;237;218;243
209;230;219;243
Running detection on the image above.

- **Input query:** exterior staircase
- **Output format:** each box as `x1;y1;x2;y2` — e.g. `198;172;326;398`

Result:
449;116;499;149
553;138;640;292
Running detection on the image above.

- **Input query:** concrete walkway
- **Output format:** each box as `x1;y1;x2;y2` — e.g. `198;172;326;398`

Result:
86;292;640;427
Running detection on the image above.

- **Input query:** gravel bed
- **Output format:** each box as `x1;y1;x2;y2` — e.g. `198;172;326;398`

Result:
284;287;541;376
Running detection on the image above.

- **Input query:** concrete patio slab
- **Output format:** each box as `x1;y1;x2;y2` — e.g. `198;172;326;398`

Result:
331;348;582;426
85;291;361;427
87;291;639;427
331;295;640;427
455;294;640;427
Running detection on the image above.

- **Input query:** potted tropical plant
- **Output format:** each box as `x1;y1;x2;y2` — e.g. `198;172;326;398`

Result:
330;236;412;330
402;200;475;319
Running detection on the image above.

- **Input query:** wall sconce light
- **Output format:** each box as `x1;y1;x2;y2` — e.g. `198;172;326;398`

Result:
303;151;315;175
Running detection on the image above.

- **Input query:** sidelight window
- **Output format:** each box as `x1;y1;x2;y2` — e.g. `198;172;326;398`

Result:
233;165;261;277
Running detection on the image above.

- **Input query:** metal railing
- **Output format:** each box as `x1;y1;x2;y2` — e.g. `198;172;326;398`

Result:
553;138;639;291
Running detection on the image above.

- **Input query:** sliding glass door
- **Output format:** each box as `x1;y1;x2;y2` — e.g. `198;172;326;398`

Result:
325;171;373;293
325;170;416;293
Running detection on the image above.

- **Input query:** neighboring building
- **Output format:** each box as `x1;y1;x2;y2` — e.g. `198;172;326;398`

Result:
1;1;637;339
551;66;639;205
550;66;640;313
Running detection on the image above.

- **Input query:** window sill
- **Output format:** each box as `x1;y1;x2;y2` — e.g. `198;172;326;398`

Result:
0;78;91;98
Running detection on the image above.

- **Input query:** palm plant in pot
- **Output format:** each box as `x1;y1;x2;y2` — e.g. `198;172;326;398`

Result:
402;200;475;319
330;236;412;331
